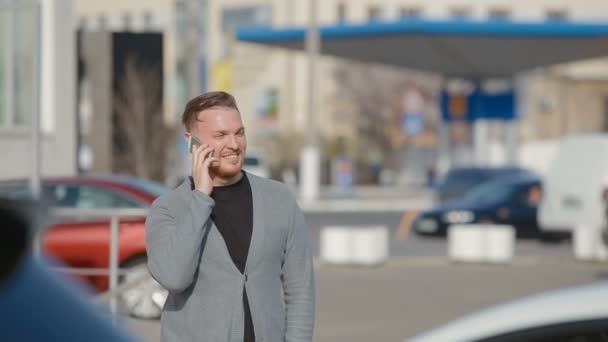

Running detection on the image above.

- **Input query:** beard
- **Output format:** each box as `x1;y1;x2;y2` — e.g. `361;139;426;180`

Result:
211;159;242;180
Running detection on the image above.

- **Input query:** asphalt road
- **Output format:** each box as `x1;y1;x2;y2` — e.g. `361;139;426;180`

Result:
122;211;585;342
125;258;607;342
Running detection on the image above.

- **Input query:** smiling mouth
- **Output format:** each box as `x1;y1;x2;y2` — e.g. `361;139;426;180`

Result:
221;153;240;161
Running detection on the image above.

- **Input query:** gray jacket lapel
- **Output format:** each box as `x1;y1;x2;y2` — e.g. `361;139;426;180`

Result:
245;173;266;273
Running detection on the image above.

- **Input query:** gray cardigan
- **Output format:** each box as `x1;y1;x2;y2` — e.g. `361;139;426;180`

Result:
145;173;315;342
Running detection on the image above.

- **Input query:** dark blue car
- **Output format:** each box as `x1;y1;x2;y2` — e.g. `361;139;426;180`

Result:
435;167;534;205
414;175;559;239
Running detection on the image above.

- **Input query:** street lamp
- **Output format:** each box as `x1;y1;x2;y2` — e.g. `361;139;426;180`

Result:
300;0;321;201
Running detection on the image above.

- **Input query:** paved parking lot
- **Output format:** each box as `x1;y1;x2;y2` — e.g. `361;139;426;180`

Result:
125;256;608;342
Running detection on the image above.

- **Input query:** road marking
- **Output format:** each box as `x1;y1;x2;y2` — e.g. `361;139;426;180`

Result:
395;209;419;240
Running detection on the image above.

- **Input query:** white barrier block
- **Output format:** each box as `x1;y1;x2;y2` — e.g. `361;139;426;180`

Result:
350;226;389;266
573;225;595;261
320;226;352;264
485;225;515;263
448;225;485;262
573;225;608;261
448;224;515;263
596;243;608;261
320;225;389;265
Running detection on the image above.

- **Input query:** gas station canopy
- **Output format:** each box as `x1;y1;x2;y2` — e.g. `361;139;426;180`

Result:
236;19;608;78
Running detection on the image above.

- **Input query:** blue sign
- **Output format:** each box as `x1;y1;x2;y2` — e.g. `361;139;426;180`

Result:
441;89;516;122
401;113;425;137
333;157;354;188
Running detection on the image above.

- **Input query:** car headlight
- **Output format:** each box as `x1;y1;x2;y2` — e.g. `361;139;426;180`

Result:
415;218;439;233
442;210;475;224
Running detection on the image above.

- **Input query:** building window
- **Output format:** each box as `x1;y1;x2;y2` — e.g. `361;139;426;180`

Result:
0;4;36;129
450;7;472;20
546;9;568;22
488;8;510;21
143;11;154;29
221;5;273;56
337;3;347;23
78;17;88;31
603;97;608;132
400;7;422;20
368;6;381;22
221;6;273;33
97;14;107;30
122;13;132;31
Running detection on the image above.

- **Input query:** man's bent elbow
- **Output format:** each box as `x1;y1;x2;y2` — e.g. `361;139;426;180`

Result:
147;262;194;293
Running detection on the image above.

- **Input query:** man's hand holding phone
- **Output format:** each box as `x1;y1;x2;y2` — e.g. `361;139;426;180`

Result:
190;136;217;195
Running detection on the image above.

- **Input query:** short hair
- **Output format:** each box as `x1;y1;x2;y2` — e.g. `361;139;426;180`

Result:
181;91;240;131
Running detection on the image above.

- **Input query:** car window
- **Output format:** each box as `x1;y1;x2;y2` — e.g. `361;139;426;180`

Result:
244;157;260;166
121;178;168;197
509;184;543;207
0;183;29;199
441;170;491;194
479;318;608;342
44;184;142;209
463;181;515;205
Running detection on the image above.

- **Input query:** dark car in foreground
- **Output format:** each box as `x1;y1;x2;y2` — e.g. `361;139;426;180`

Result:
435;167;534;205
414;175;563;240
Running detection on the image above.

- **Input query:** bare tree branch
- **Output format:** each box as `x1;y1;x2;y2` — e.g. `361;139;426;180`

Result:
332;59;442;170
113;54;178;182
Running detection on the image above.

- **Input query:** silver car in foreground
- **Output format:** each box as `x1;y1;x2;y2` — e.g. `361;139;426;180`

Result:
408;282;608;342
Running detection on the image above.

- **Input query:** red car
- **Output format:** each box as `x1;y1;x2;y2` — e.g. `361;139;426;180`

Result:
0;175;170;319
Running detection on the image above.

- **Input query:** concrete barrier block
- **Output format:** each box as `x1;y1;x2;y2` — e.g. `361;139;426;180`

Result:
448;224;515;263
485;225;515;263
350;226;389;266
448;225;485;262
320;225;388;266
573;225;608;261
320;226;352;264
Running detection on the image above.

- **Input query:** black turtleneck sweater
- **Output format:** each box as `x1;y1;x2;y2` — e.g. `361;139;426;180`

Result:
210;173;254;342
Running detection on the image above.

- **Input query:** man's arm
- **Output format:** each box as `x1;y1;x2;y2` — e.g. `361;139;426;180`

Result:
145;191;215;292
282;198;315;342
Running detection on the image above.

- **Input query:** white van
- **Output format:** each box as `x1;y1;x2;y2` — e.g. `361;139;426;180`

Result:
538;134;608;259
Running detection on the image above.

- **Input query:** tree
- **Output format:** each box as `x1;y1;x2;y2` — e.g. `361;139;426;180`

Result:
113;55;178;182
333;59;441;172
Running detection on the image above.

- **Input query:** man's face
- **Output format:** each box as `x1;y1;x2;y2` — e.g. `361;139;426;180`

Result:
186;106;246;181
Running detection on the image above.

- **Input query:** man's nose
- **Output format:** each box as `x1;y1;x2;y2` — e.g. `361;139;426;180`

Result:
227;134;238;149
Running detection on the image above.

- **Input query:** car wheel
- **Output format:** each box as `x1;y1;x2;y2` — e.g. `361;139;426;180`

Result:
118;256;167;320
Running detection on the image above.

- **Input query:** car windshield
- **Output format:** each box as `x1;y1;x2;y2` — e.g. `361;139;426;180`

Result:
0;182;29;199
463;181;515;205
122;178;168;197
441;170;492;194
244;157;260;166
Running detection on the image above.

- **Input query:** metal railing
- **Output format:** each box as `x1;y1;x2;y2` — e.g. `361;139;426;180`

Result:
44;208;150;316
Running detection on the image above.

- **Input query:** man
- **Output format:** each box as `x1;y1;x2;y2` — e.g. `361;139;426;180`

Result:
146;91;315;342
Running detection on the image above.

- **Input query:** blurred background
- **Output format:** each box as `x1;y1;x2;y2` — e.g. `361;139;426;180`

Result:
3;0;608;341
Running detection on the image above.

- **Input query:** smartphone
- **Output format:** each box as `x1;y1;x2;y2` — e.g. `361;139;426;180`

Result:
188;136;201;154
188;136;214;158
